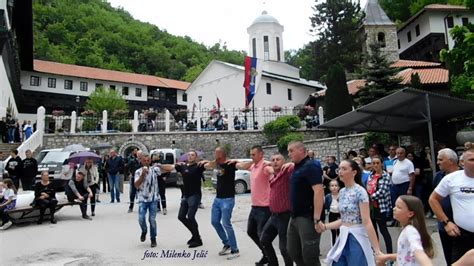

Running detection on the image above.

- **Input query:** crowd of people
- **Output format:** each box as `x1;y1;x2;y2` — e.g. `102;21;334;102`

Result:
0;116;34;143
1;141;474;266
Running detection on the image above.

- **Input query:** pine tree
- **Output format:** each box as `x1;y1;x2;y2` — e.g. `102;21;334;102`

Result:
410;73;422;89
325;63;353;120
356;43;403;107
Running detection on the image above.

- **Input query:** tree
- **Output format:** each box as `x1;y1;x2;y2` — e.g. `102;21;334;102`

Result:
324;63;353;120
356;43;403;107
440;24;474;101
85;87;129;115
379;0;413;24
410;73;422;89
308;0;364;80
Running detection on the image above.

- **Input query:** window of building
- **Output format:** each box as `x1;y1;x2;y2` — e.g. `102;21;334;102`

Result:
182;93;187;102
136;88;142;97
30;76;40;86
407;31;412;43
377;32;386;47
447;16;454;28
276;37;281;61
96;83;103;89
122;86;129;96
415;25;420;36
398;39;401;49
252;38;257;58
47;78;56;88
263;36;269;60
80;81;88;92
462;17;469;26
287;88;292;101
110;85;115;91
266;83;272;95
64;80;73;90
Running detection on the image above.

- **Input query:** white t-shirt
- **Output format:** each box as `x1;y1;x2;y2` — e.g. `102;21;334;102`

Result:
3;188;17;200
397;225;424;266
435;169;474;232
391;159;414;185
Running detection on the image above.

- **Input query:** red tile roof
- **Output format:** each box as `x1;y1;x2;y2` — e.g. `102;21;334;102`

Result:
347;79;367;95
397;68;449;85
391;60;441;68
424;4;468;11
33;60;190;90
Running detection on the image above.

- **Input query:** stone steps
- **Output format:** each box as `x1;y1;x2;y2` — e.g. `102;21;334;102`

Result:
0;143;20;161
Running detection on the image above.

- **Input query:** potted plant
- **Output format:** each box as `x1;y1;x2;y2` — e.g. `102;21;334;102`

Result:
271;105;282;112
81;110;96;117
52;110;65;117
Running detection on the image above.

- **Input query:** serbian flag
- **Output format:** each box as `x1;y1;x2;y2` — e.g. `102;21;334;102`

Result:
216;96;221;110
243;56;262;107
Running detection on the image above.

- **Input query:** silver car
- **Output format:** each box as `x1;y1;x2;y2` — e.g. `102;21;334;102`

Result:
211;159;251;194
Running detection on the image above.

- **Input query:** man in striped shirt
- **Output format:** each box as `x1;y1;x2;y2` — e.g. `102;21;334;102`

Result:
260;153;294;266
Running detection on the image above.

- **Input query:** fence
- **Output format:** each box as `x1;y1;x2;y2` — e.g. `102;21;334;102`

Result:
41;106;325;134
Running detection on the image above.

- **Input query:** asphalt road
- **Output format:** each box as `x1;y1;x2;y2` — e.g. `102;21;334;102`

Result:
1;185;446;265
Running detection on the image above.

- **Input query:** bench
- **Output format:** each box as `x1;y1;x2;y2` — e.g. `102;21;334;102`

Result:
5;200;80;224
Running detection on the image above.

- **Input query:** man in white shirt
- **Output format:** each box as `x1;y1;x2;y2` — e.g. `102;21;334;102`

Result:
429;147;474;262
389;147;415;226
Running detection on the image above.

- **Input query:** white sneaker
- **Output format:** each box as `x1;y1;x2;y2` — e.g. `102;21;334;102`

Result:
0;221;12;230
226;250;240;260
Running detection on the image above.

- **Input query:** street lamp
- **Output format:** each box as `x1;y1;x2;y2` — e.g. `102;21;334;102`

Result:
198;95;202;110
75;96;80;114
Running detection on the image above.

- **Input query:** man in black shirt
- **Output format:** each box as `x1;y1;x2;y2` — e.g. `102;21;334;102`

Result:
21;149;38;191
127;148;141;213
287;141;324;266
0;117;7;143
6;116;16;143
202;147;240;260
6;149;22;189
160;149;205;248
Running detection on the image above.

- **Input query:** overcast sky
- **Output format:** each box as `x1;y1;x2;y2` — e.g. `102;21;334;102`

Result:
106;0;322;52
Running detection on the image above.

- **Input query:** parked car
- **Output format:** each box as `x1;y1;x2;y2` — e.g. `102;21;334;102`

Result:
36;148;87;191
35;148;62;164
211;159;252;194
150;148;184;184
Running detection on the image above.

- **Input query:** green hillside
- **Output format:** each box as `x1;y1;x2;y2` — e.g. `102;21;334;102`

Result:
33;0;245;82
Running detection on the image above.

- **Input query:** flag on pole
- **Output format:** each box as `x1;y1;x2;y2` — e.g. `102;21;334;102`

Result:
191;103;196;120
216;96;221;110
243;56;262;107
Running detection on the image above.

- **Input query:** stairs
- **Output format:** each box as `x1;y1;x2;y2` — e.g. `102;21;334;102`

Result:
0;143;21;161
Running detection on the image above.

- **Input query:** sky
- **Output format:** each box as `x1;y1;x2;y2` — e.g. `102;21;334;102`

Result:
107;0;323;52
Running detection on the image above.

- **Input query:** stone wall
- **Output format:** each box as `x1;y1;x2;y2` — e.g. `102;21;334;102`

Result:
263;133;366;160
43;130;329;159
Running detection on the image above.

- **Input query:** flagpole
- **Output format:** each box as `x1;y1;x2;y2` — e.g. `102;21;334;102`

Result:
252;100;255;130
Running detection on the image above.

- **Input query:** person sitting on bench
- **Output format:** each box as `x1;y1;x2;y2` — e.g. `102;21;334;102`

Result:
34;171;58;224
65;171;93;220
0;178;17;230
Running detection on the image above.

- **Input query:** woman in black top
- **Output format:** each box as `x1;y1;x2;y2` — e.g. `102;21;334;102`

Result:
34;171;58;224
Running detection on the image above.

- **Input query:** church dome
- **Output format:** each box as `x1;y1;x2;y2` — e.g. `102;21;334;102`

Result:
251;11;281;26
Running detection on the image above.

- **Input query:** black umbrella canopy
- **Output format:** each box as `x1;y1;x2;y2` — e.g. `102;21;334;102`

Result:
319;88;474;133
90;143;113;150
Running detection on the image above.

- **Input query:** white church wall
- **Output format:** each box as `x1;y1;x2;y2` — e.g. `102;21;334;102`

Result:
0;60;17;118
398;13;431;53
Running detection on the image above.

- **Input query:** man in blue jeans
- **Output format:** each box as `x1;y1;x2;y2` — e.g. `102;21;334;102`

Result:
134;154;160;248
107;150;123;203
203;147;240;260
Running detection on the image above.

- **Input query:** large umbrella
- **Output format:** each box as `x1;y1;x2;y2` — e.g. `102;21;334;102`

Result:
178;150;204;162
90;143;113;151
68;151;101;164
62;144;87;152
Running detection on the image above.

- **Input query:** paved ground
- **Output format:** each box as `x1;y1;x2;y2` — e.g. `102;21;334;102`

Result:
1;184;446;265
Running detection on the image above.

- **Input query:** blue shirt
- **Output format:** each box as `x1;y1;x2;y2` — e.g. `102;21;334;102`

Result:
290;157;323;217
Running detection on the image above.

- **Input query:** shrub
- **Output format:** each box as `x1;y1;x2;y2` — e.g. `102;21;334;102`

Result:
113;119;132;132
263;115;301;143
277;133;304;153
82;117;99;132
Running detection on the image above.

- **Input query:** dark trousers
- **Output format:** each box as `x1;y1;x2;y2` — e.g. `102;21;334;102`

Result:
328;212;340;246
260;211;293;266
20;176;34;191
11;176;19;192
157;178;166;210
36;198;58;221
287;216;321;266
371;209;393;253
89;184;98;213
247;206;271;256
129;176;137;210
452;227;474;263
66;191;89;216
101;174;109;192
438;226;453;265
178;194;201;240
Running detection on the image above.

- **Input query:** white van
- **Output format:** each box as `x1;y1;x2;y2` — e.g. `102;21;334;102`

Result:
149;148;184;184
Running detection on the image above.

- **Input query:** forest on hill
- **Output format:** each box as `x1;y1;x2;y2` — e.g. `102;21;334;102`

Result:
33;0;246;82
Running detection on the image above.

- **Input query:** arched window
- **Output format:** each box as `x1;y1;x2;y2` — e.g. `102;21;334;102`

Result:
377;32;386;47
